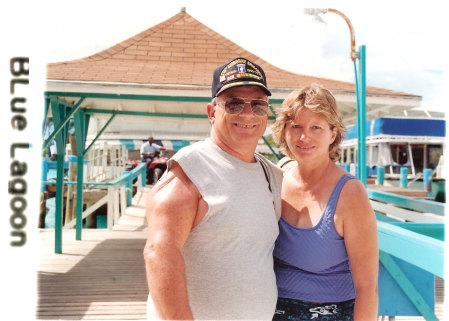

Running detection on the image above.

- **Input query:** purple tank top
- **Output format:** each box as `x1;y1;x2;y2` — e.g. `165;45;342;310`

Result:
274;173;356;302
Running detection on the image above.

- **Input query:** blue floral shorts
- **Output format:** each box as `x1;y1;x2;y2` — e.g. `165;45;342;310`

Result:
272;297;355;321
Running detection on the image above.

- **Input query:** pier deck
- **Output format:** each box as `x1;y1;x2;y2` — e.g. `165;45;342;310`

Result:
37;187;149;320
36;186;444;320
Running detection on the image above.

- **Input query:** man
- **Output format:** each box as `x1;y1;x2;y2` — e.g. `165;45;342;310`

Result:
143;57;283;320
140;136;165;170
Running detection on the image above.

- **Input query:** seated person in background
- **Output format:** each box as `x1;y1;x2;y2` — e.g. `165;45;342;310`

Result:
140;136;165;169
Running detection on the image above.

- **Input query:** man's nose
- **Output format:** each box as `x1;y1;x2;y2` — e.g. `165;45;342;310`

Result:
240;102;254;115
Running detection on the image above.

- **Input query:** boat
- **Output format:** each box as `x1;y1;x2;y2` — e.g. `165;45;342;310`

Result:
339;116;445;202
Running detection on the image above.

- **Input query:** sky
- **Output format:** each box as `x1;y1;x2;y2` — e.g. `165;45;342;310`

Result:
5;0;447;111
1;1;448;319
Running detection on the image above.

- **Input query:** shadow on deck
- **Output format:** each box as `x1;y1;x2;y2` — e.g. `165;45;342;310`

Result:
36;187;150;320
37;237;147;320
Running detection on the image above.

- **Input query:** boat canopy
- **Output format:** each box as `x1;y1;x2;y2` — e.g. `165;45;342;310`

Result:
345;117;446;141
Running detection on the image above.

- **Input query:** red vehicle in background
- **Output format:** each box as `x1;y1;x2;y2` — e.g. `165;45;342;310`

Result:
126;149;168;184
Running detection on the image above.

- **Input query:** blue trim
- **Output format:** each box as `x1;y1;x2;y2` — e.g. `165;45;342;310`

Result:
170;140;190;151
119;139;136;149
345;117;446;140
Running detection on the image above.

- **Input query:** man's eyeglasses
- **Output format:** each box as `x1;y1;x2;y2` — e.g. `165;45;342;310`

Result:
216;97;270;116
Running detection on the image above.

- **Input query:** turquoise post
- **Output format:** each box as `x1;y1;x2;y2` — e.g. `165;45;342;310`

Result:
51;100;68;254
358;45;367;186
75;155;84;240
141;162;147;187
400;167;408;188
377;165;385;185
41;159;49;192
55;154;64;253
423;168;433;197
123;171;133;206
74;109;87;241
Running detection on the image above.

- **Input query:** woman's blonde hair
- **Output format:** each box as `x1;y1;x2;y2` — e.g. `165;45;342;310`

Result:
271;84;346;162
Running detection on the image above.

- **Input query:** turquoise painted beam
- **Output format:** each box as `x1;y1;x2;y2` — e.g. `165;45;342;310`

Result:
86;108;208;119
42;98;50;137
42;162;147;187
44;91;285;105
84;108;276;121
74;109;87;240
42;181;115;186
50;100;70;254
54;154;64;254
392;223;445;241
368;189;445;216
375;212;401;223
261;136;281;161
358;45;367;185
380;251;438;321
45;91;212;102
83;112;117;156
377;221;444;277
42;97;85;150
269;104;277;117
354;45;367;186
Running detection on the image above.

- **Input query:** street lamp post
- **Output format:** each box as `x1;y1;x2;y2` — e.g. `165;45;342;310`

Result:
304;8;367;186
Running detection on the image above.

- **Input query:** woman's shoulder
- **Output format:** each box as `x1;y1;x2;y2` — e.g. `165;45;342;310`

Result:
341;174;366;195
338;173;373;216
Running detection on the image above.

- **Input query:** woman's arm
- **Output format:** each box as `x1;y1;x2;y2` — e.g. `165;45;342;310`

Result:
337;179;379;321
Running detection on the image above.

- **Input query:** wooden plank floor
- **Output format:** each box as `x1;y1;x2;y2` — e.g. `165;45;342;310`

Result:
36;187;150;320
36;186;445;320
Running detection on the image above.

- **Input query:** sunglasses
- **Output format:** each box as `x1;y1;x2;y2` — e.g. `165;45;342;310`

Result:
216;97;269;116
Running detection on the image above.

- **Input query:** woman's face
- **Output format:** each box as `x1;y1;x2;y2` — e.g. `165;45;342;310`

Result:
285;108;337;163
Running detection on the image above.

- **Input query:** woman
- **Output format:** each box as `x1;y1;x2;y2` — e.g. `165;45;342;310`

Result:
271;84;378;321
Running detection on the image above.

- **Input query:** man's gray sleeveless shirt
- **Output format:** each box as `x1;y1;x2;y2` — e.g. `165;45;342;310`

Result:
147;138;282;320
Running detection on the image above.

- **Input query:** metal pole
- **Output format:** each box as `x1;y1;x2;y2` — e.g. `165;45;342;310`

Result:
304;8;366;184
74;110;86;241
358;45;367;186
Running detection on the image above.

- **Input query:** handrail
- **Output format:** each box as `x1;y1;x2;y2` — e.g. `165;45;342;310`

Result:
377;221;444;278
43;161;147;230
372;187;444;319
42;162;147;186
371;186;445;278
367;189;445;216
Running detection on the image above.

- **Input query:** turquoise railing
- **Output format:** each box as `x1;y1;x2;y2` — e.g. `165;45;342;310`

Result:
370;188;444;321
42;162;147;241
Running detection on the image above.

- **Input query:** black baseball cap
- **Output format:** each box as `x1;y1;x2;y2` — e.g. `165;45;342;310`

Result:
211;57;271;98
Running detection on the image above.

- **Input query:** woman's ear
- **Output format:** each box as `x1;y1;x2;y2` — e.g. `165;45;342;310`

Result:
330;126;338;145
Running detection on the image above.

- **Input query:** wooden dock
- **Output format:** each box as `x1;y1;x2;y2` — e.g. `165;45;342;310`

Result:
36;186;444;320
36;187;150;320
367;183;430;199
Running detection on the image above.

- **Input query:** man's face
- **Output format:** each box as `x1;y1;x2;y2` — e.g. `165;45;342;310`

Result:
148;138;154;144
208;86;268;155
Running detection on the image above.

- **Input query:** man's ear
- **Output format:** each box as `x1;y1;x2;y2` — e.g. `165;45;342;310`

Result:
207;103;216;124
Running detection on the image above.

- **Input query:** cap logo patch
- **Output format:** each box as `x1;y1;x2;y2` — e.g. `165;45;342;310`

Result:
237;63;246;73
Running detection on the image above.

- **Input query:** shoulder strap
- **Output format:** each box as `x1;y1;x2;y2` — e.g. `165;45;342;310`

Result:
255;153;272;192
327;174;356;212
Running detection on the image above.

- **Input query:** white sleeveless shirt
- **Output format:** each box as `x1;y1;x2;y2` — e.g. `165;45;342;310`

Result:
147;138;282;320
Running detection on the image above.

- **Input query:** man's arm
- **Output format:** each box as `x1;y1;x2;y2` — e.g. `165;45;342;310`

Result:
143;161;201;320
